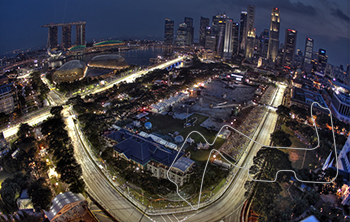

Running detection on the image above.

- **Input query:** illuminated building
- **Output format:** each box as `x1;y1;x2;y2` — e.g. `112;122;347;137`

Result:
317;48;328;72
245;5;255;59
212;13;227;56
53;60;86;83
303;37;314;73
175;23;188;46
42;22;86;50
267;7;280;63
223;20;239;59
184;17;194;46
205;35;216;51
260;29;269;58
282;29;297;68
0;83;16;114
75;23;85;45
329;81;350;123
48;26;58;48
164;18;174;45
239;11;247;53
232;22;239;56
199;16;210;46
61;25;72;49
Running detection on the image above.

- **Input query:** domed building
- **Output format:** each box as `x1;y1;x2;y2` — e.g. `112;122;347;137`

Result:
88;54;129;70
53;60;86;83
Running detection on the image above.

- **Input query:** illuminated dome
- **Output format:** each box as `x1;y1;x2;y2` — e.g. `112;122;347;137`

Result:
88;54;128;69
53;60;86;83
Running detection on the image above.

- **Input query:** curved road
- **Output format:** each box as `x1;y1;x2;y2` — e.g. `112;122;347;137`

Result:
65;84;285;222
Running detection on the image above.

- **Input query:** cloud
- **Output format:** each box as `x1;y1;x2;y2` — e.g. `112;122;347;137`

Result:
331;8;350;22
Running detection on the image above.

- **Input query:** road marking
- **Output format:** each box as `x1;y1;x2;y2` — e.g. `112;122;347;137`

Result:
166;215;173;222
160;215;167;222
167;100;339;211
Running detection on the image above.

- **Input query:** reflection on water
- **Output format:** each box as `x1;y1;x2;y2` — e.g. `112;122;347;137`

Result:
82;47;173;67
48;47;173;72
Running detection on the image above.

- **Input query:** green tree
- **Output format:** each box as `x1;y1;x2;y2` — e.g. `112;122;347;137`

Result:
50;106;63;117
270;130;292;147
17;123;33;138
27;178;52;211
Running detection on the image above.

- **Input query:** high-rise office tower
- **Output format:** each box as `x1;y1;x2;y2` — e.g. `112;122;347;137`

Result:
76;24;86;46
184;17;194;46
199;17;210;46
164;18;174;44
175;23;188;46
212;13;227;55
303;37;314;73
267;7;280;63
48;26;58;48
232;22;239;56
318;49;328;72
245;5;256;59
239;11;247;53
205;35;216;51
282;29;297;68
223;19;233;59
260;29;269;58
61;25;72;49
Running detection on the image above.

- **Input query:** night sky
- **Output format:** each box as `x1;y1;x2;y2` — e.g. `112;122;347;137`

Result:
1;0;349;67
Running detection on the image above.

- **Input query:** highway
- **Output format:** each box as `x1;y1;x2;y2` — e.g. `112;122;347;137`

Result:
2;57;183;139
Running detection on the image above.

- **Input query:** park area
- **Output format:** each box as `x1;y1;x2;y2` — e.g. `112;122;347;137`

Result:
147;112;226;162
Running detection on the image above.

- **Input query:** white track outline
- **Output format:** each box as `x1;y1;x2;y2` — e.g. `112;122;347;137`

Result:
166;102;338;210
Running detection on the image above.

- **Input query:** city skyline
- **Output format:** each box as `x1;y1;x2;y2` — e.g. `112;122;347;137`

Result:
0;0;349;66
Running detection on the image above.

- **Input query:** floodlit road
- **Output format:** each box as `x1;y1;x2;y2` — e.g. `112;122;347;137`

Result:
2;111;52;138
65;84;285;222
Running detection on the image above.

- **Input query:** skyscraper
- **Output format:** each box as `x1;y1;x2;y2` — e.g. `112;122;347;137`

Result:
260;29;269;58
76;24;85;46
48;26;58;48
61;25;72;49
303;37;314;73
267;7;280;63
239;11;247;53
212;13;228;57
184;17;194;46
245;5;256;59
199;17;210;46
223;19;233;59
164;18;174;45
283;29;297;68
175;23;187;46
232;22;239;56
317;49;328;72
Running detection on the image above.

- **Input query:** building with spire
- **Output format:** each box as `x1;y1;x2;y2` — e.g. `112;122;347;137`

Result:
245;5;256;59
267;7;280;63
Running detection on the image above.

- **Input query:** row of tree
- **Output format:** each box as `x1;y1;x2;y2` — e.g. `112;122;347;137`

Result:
245;147;344;221
41;106;85;194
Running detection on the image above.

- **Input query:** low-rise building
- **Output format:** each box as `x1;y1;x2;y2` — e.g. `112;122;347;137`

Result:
0;83;16;114
107;129;194;186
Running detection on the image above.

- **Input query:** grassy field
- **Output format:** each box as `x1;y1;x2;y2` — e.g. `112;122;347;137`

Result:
147;113;226;162
281;125;321;170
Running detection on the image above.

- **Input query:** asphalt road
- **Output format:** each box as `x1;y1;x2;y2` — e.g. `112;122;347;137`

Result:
65;84;285;222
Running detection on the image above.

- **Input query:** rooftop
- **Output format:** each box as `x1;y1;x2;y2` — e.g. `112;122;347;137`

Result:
0;83;13;95
111;129;184;167
57;60;86;71
172;157;195;172
45;191;85;221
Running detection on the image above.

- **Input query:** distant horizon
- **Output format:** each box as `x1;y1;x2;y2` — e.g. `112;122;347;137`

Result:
1;0;349;66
